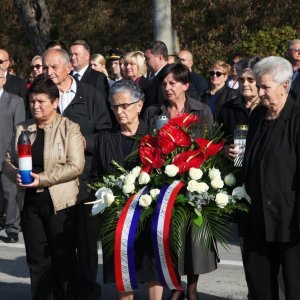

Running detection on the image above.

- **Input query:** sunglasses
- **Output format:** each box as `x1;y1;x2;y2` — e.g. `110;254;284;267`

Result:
31;64;42;70
238;76;256;83
291;48;300;53
209;71;224;77
111;100;140;111
0;59;9;64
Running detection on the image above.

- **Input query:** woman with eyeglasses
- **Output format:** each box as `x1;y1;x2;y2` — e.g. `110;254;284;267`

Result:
218;56;261;161
93;80;163;300
201;60;239;121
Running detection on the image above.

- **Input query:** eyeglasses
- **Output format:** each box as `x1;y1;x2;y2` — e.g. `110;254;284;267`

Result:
31;64;42;70
0;59;9;64
209;71;224;77
111;100;140;111
290;48;300;53
238;76;256;83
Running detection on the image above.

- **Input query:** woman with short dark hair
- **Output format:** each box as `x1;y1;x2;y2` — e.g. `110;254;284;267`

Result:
4;78;85;299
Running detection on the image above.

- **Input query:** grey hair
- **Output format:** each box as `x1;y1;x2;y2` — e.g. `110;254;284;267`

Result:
109;80;145;104
253;56;293;90
31;55;42;65
287;39;300;50
43;48;71;65
236;56;261;76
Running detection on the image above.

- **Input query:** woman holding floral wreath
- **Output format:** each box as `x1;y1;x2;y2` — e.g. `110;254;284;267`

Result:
93;80;163;300
143;63;216;300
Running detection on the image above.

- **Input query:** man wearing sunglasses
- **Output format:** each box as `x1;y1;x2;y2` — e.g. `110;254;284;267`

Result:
287;39;300;99
0;49;27;104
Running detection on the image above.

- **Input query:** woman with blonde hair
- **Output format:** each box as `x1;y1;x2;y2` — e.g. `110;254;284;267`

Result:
90;53;109;77
201;60;239;120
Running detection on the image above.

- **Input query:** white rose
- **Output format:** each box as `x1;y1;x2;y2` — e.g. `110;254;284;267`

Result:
139;194;152;207
122;183;135;194
138;171;151;185
187;180;199;192
197;182;209;193
187;180;209;193
103;191;115;206
189;168;203;180
232;184;251;203
124;173;136;184
131;166;141;178
209;168;221;180
224;173;236;187
150;188;160;200
215;192;229;208
211;178;224;189
165;164;179;177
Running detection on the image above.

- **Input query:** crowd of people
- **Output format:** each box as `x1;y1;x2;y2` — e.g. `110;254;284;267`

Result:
0;37;300;300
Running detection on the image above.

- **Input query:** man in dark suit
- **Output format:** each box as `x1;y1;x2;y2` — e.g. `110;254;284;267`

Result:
0;68;26;242
69;40;109;100
0;49;27;104
43;48;111;300
144;40;169;108
177;49;209;99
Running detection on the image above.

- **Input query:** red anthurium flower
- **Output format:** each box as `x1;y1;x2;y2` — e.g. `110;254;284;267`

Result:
139;145;165;173
158;124;191;154
168;113;200;128
195;138;224;158
172;150;206;174
140;135;159;148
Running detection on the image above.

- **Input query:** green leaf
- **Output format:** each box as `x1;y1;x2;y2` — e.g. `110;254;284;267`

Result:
193;214;203;227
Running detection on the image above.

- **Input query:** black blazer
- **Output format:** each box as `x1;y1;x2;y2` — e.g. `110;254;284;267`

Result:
60;81;112;201
79;66;109;100
201;85;239;121
244;96;300;242
93;120;149;177
144;64;168;109
4;73;27;101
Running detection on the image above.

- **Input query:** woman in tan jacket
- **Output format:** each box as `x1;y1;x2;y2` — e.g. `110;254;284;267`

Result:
4;78;85;300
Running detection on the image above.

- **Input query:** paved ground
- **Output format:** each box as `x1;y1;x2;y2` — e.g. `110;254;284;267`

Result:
0;225;248;300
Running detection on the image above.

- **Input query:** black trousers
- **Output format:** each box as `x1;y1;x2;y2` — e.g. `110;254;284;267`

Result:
22;202;78;300
77;202;101;300
243;225;300;300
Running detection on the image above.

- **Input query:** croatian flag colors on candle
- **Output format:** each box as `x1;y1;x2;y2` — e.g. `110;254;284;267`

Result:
18;131;33;184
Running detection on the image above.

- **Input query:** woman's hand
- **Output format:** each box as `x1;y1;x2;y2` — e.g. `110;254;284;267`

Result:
16;172;40;188
223;144;239;161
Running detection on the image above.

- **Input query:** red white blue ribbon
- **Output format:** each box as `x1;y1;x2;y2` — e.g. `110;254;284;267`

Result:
151;180;184;290
114;186;148;292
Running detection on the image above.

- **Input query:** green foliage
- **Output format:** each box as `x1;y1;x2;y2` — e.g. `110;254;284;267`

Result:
2;0;299;79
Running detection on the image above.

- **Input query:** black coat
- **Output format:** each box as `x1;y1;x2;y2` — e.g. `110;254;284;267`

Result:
218;95;259;141
244;96;300;242
144;64;168;109
4;73;27;104
200;85;239;121
80;66;109;100
143;95;213;132
60;81;112;200
93;121;149;177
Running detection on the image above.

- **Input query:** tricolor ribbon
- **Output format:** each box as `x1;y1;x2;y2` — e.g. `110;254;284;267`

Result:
114;186;149;292
151;180;185;290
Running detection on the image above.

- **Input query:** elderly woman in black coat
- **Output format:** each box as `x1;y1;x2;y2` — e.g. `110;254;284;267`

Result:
93;80;162;300
243;56;300;300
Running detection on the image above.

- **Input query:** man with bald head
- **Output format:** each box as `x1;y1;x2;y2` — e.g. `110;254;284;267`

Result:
0;49;27;102
43;48;111;299
177;50;209;98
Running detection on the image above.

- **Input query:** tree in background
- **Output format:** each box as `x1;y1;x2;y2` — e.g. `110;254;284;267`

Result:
13;0;50;54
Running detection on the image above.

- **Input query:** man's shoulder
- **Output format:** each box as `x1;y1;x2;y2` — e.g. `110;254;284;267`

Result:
83;67;106;81
1;90;23;103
